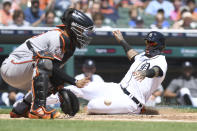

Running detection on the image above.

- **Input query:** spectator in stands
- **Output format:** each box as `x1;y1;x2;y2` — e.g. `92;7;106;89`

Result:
0;0;12;26
41;10;56;27
39;0;55;11
10;0;21;13
119;0;132;9
129;7;144;28
130;0;148;8
92;13;105;28
172;10;197;29
170;0;182;21
89;1;102;20
186;0;197;21
80;0;92;19
91;1;101;15
19;0;29;11
9;9;30;27
164;61;197;107
145;0;174;18
135;16;144;28
100;0;119;23
150;9;170;29
80;0;89;12
24;0;45;26
54;0;71;12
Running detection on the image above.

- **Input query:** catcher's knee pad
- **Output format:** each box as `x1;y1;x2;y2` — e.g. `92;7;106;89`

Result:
59;89;79;116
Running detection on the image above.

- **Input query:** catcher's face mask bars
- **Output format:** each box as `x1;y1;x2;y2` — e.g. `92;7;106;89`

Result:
71;22;95;48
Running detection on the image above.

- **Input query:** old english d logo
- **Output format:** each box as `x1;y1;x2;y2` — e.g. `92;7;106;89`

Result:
139;63;150;71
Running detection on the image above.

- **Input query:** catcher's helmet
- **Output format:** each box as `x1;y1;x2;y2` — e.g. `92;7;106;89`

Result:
144;31;165;57
57;8;94;48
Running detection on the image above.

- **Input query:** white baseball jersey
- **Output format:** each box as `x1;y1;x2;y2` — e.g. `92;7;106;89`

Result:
120;52;167;105
75;74;104;82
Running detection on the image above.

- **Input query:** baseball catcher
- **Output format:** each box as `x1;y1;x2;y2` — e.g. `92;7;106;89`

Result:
0;8;94;119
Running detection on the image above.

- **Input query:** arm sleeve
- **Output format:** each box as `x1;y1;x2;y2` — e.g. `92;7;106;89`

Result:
146;66;163;78
119;40;132;53
52;62;77;86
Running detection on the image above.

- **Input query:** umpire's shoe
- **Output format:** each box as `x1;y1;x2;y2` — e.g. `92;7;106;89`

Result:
28;106;60;119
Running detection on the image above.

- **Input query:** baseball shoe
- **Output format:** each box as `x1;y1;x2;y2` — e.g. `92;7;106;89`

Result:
28;106;60;119
46;106;61;119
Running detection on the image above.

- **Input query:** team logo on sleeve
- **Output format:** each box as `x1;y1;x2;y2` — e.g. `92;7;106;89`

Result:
139;63;150;71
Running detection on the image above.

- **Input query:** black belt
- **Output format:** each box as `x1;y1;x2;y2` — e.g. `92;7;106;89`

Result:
120;85;143;108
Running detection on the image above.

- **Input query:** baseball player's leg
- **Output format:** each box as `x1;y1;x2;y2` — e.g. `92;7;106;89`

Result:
179;87;192;105
46;82;121;109
1;57;33;91
87;95;141;114
28;58;60;119
190;98;197;107
46;94;59;105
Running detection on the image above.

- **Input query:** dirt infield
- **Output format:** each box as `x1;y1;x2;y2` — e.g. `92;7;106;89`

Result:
1;108;197;122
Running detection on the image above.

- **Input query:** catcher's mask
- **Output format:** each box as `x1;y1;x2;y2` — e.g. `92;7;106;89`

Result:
144;31;165;57
57;8;95;48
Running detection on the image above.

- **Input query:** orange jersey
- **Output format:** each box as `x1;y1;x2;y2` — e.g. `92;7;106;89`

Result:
0;10;12;26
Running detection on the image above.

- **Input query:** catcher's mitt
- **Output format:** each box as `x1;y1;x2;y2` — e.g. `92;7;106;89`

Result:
58;89;79;116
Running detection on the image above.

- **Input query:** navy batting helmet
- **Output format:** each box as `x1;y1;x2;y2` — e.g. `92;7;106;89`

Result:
144;31;165;57
57;8;94;48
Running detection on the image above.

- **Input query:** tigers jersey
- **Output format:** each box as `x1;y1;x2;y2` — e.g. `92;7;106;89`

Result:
120;52;167;105
10;29;75;67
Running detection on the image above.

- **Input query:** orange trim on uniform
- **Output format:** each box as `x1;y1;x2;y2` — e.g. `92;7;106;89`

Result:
31;79;36;110
56;24;66;27
54;29;69;38
35;52;54;60
11;60;33;64
54;29;69;53
35;59;40;77
59;34;66;53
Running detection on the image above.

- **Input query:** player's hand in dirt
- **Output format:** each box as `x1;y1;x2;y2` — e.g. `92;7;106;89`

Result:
112;30;125;43
133;70;146;82
76;77;90;88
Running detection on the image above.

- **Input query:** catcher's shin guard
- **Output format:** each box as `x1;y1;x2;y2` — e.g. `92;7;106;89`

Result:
29;59;59;119
10;92;32;118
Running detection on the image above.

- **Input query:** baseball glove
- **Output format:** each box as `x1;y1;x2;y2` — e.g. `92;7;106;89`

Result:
58;88;79;116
